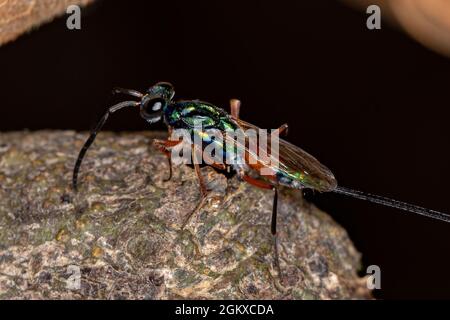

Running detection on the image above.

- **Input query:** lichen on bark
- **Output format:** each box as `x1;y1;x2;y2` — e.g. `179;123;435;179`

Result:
0;131;371;299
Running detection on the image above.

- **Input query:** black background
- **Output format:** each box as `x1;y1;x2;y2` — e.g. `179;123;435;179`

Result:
1;0;450;299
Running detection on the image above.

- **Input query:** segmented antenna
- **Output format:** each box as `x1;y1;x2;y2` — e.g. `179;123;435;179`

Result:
72;101;139;191
334;186;450;223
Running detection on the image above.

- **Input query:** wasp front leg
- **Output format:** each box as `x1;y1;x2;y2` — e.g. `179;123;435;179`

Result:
152;138;181;182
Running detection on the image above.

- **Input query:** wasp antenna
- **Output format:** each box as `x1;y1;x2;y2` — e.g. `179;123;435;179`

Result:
112;87;144;99
72;101;139;191
333;186;450;223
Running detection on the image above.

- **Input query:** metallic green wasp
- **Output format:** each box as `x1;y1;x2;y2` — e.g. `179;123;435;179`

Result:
73;82;450;277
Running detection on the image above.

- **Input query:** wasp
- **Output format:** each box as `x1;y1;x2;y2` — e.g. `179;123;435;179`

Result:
73;82;450;276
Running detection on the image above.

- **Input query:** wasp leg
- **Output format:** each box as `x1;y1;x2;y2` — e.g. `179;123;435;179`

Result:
193;145;208;197
181;145;209;229
181;162;227;229
182;195;210;229
241;174;283;281
241;174;273;190
272;123;289;138
153;138;181;182
271;188;283;282
230;99;241;120
202;151;227;171
155;147;173;182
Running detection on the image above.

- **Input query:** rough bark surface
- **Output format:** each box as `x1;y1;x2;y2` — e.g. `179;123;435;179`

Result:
0;0;94;46
0;131;371;299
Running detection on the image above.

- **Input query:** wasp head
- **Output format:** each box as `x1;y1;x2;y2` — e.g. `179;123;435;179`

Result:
140;82;175;124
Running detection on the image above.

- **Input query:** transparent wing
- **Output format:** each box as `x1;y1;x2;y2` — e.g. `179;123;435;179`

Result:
229;118;337;192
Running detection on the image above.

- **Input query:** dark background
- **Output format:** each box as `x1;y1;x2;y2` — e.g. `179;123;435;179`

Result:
1;0;450;299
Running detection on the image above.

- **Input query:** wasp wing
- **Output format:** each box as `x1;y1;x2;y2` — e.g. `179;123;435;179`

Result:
227;118;337;192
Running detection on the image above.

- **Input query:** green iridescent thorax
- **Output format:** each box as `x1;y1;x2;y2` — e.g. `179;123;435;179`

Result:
164;100;238;132
163;100;242;162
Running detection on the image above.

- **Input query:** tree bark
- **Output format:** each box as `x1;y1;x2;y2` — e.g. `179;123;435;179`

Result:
0;0;94;46
0;131;371;299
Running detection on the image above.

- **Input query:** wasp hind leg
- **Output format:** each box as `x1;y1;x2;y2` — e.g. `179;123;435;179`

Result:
274;124;289;137
241;175;283;282
271;188;283;283
230;99;241;119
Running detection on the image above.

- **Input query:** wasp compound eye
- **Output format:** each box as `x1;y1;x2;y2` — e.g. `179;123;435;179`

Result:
141;97;166;115
140;97;165;123
151;100;163;111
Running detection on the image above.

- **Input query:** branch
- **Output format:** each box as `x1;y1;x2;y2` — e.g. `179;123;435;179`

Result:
0;0;94;46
